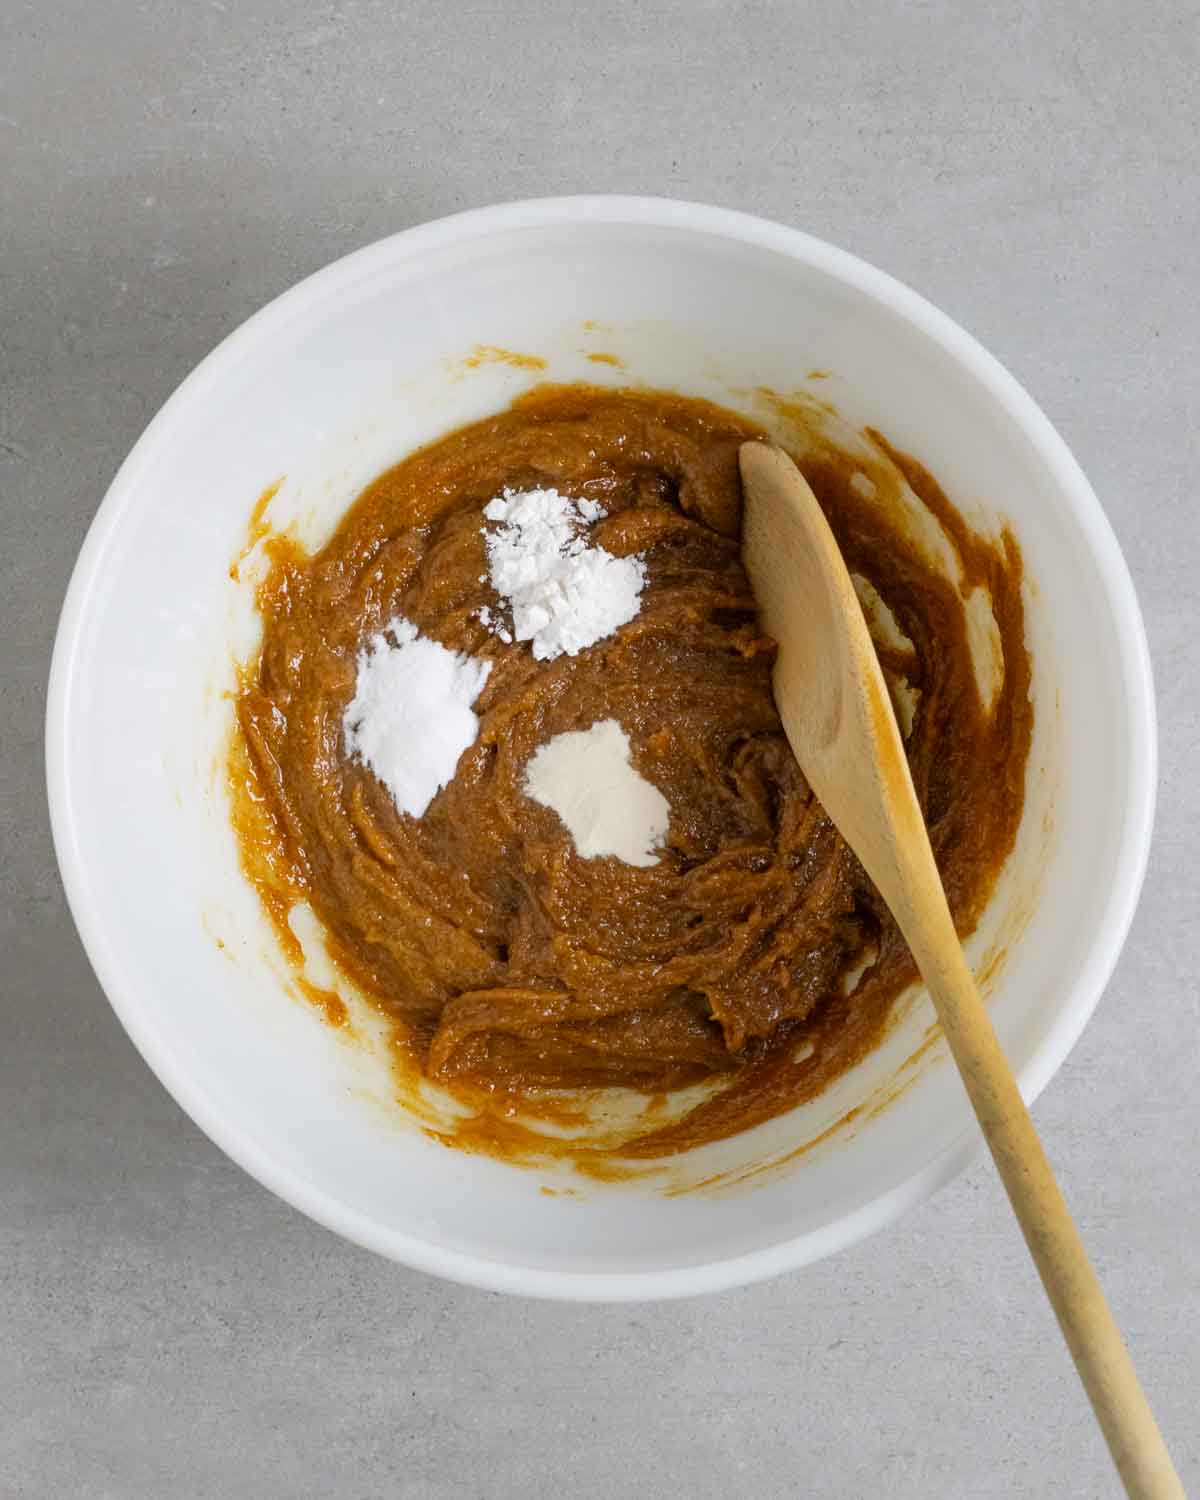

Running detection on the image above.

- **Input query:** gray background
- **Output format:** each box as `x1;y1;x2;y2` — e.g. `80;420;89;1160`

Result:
3;0;1197;1495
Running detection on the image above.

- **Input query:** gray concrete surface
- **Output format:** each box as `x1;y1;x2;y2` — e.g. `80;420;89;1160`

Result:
3;1;1198;1495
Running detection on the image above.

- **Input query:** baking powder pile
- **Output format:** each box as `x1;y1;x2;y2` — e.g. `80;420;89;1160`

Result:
342;619;491;818
481;487;646;660
523;718;670;867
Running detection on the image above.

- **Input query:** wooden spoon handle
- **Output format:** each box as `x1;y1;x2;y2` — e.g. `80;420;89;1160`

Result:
903;893;1185;1500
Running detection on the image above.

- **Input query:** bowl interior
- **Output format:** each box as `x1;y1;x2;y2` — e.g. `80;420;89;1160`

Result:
48;202;1151;1296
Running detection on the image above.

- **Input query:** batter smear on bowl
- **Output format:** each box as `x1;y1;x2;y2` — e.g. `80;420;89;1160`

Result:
230;385;1032;1162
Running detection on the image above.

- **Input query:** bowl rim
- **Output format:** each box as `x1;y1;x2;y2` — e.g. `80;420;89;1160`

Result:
45;194;1157;1300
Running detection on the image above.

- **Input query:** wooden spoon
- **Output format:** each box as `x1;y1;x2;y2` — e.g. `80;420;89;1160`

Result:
740;441;1183;1500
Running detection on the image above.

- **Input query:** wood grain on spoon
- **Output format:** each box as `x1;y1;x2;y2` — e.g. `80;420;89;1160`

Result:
740;441;1183;1500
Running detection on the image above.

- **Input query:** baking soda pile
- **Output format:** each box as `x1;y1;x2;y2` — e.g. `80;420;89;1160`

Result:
343;620;491;819
343;486;665;861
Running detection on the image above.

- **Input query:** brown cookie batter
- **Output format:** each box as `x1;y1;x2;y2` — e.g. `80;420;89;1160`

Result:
231;385;1031;1159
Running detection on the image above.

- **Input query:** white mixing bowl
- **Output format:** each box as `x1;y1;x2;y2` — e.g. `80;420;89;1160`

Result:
46;197;1155;1298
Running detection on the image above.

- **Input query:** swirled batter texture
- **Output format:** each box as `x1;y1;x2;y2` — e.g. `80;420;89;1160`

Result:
232;385;1030;1155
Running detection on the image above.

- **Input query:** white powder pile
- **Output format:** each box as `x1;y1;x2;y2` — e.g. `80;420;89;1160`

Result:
523;718;670;867
482;487;645;660
343;618;491;819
